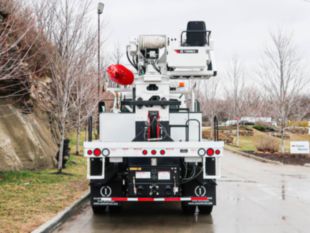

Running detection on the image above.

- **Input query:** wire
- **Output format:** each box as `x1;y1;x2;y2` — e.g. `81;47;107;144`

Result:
182;164;203;184
126;50;138;70
151;61;161;74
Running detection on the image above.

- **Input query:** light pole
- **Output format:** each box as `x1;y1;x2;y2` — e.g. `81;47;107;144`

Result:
97;2;104;100
97;2;104;137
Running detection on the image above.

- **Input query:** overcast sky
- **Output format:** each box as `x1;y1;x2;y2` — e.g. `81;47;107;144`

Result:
99;0;310;77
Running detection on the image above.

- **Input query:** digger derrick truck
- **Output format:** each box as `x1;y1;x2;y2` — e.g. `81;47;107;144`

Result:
84;21;224;215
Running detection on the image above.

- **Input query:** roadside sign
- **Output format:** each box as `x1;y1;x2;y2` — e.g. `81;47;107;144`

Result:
290;141;310;154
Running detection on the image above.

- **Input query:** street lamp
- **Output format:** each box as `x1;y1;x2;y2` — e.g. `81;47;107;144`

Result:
97;2;104;100
97;2;104;137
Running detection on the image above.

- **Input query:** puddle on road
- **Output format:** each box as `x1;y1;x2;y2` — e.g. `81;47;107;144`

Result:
218;179;257;184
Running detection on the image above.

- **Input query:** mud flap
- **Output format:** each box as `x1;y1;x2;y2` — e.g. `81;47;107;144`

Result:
182;179;216;206
91;179;123;206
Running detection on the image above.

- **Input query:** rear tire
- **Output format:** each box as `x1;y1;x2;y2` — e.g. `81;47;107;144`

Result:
199;205;213;215
181;202;197;214
181;203;213;215
92;205;107;215
109;205;122;214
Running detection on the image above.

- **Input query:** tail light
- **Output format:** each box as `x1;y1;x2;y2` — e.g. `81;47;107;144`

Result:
206;148;214;156
142;150;148;155
93;148;101;157
151;150;157;155
215;149;220;155
87;149;93;155
160;149;166;155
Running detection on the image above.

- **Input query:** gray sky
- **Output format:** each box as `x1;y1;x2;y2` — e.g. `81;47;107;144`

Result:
100;0;310;76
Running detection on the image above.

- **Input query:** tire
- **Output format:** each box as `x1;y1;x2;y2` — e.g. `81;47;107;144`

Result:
109;205;122;214
92;205;107;215
181;202;197;214
181;202;213;215
199;205;213;215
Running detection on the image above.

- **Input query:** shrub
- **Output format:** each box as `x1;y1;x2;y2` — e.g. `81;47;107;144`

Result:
255;136;279;153
288;121;309;127
202;128;233;144
286;127;308;135
253;124;275;132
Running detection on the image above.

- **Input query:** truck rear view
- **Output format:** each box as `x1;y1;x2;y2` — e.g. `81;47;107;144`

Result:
84;21;224;215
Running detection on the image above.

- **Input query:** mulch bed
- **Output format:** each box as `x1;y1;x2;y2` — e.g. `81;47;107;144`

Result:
248;152;310;165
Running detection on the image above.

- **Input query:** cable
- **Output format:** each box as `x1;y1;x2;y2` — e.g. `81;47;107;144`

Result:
181;164;203;184
126;50;138;70
151;61;161;74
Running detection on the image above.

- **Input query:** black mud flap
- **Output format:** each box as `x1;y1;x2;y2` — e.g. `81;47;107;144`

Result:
182;179;216;206
90;179;123;207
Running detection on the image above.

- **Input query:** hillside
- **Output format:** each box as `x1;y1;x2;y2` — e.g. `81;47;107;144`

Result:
0;0;57;171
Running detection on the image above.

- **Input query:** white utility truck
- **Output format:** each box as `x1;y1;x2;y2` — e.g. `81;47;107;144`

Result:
84;21;224;215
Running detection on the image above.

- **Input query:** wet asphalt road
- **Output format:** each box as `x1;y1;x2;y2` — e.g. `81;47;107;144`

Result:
54;150;310;233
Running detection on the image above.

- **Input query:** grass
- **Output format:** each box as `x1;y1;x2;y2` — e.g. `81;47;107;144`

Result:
0;135;88;233
230;128;310;153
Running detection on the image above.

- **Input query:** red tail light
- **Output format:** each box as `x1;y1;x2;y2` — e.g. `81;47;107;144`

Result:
142;150;148;155
93;148;101;156
160;149;165;155
151;150;157;155
87;150;92;155
215;149;220;155
206;148;214;156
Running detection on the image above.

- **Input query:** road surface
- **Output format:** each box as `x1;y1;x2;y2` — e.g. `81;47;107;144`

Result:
54;150;310;233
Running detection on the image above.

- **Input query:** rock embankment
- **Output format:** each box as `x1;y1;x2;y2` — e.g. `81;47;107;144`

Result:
0;104;56;171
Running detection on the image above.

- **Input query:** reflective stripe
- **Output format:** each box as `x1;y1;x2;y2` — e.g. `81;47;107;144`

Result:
191;197;208;201
98;197;209;202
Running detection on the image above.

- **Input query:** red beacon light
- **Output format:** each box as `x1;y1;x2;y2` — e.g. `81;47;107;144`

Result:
106;64;134;86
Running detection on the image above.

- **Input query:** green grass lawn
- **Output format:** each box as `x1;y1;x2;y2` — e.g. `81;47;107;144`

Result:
0;136;88;233
231;128;310;153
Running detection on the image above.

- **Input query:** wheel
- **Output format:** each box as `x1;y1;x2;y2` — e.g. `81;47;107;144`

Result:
92;205;107;215
181;202;213;215
181;202;197;214
199;205;213;215
108;205;122;214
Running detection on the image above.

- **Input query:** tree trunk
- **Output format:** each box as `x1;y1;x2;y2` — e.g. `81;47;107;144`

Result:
280;127;285;153
75;110;81;155
236;120;240;147
75;125;80;155
57;126;65;173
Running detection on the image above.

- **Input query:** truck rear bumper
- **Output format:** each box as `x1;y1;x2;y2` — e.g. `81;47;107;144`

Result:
92;196;213;206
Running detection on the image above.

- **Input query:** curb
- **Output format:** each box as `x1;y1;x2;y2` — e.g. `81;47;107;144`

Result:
225;146;283;165
32;191;90;233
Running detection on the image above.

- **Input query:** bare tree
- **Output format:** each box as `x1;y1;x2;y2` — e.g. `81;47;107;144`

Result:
111;42;124;64
258;30;308;153
34;0;102;172
198;78;220;137
0;0;51;111
225;57;245;147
